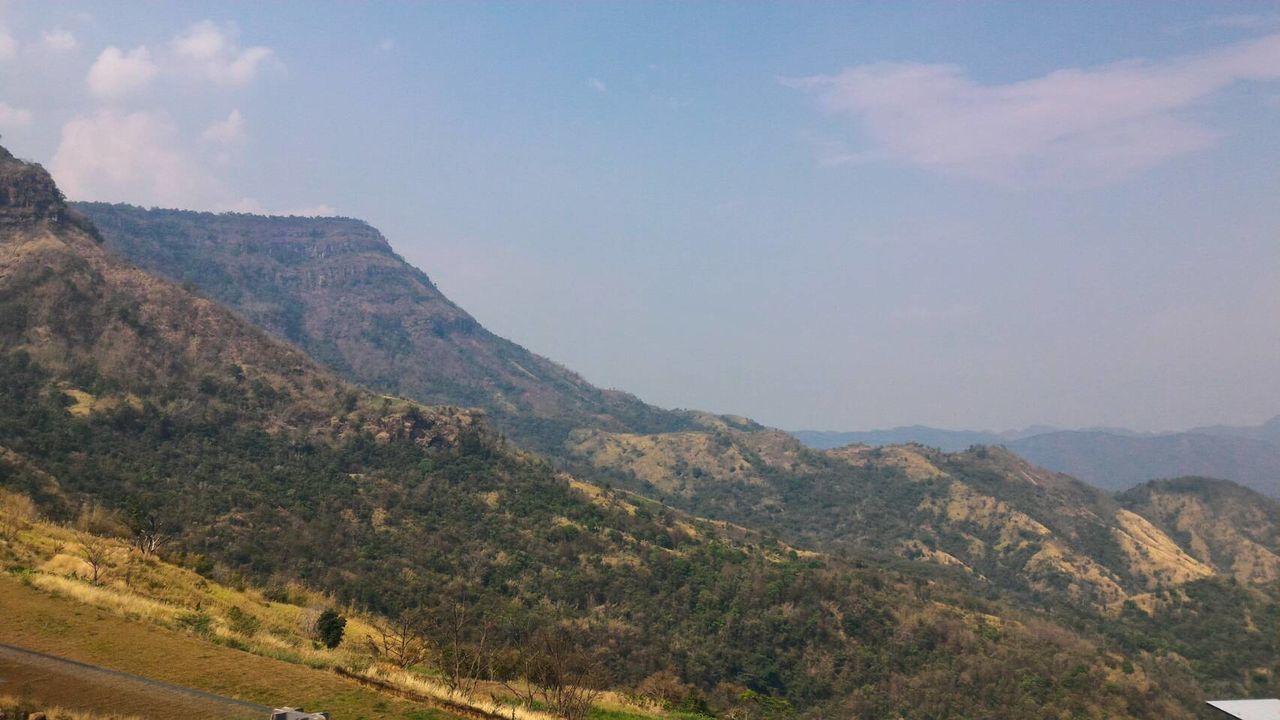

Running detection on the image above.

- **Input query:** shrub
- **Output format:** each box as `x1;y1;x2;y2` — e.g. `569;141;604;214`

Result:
315;608;347;649
227;606;261;636
176;611;213;636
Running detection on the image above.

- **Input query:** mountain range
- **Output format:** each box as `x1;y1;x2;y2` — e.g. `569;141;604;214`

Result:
2;143;1279;716
72;201;1280;499
794;420;1280;495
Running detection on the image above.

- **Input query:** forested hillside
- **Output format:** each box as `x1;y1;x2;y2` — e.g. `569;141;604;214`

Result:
38;158;1280;714
0;145;1216;718
568;429;1218;609
568;424;1280;699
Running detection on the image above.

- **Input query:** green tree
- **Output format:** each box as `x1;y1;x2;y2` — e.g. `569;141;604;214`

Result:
315;608;347;649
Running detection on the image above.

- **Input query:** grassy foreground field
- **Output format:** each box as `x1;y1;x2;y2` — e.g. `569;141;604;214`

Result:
0;494;668;720
0;576;446;720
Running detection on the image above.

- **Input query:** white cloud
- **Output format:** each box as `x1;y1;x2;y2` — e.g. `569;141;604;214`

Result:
87;46;158;98
42;28;77;51
0;28;16;60
200;109;246;146
280;203;337;217
227;198;337;217
85;22;276;99
51;110;224;208
789;32;1280;184
0;102;32;130
52;110;328;214
377;38;396;54
171;21;276;86
586;77;607;93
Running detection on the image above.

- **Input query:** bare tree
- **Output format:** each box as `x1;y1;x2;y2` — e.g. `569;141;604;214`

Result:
367;608;431;668
501;624;609;720
427;600;497;700
77;533;113;585
0;492;37;540
126;509;172;557
636;669;693;710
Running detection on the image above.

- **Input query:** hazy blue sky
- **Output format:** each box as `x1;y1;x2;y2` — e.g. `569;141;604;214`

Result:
3;2;1279;432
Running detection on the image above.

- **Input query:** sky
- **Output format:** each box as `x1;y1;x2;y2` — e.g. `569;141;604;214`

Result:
2;2;1279;433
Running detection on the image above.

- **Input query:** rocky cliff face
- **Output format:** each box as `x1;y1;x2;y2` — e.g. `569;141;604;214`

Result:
74;202;698;453
0;148;481;448
0;147;65;226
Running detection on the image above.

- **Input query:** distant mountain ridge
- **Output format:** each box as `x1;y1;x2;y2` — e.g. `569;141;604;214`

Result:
792;425;1043;452
1008;430;1280;496
793;418;1280;495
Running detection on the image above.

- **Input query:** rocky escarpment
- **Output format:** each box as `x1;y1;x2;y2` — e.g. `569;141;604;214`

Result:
0;146;65;226
75;202;699;452
0;147;100;239
0;146;485;449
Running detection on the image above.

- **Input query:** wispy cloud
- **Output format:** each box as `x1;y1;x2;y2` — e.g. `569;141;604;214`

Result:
171;21;277;86
53;108;327;215
226;198;337;217
0;28;17;61
0;102;32;130
52;109;223;207
86;20;278;99
42;28;77;52
788;33;1280;184
201;109;246;146
586;77;607;93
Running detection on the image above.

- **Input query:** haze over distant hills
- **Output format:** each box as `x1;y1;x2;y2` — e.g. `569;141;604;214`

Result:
792;426;1050;452
793;418;1280;495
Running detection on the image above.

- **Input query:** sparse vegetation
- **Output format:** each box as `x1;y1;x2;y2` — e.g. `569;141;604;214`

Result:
0;695;143;720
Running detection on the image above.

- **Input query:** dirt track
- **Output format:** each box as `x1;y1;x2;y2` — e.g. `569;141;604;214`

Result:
0;643;269;720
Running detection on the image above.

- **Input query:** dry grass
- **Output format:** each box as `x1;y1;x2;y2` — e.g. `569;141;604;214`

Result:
60;388;142;417
0;695;143;720
0;575;440;719
30;573;182;625
358;667;565;720
0;492;666;720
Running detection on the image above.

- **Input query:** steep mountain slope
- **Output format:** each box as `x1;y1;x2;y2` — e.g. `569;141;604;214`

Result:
2;177;363;436
73;202;699;452
0;146;1201;719
1119;477;1280;585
